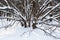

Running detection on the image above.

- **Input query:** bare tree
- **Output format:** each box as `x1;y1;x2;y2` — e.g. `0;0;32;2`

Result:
0;0;60;39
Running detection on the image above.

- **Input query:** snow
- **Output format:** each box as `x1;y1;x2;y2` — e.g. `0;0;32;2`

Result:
0;21;59;40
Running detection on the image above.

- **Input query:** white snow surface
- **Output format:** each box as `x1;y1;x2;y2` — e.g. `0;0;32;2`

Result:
0;21;59;40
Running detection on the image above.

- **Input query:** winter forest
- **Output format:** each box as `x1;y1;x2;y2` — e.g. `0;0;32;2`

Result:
0;0;60;40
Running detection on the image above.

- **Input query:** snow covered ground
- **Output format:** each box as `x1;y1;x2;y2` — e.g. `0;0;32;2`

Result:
0;22;60;40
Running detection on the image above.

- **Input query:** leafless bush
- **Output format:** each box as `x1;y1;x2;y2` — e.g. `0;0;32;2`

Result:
0;0;60;39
